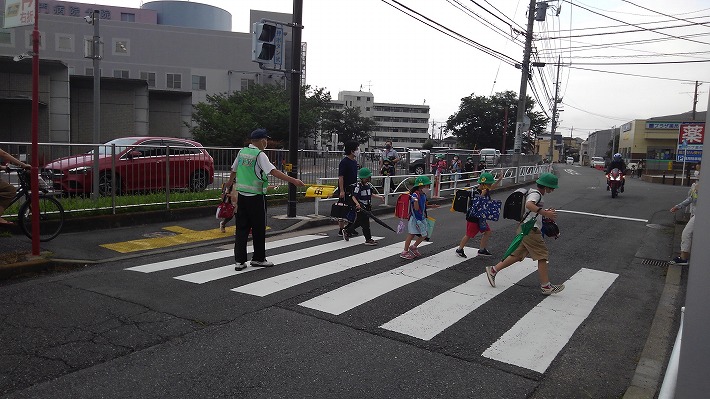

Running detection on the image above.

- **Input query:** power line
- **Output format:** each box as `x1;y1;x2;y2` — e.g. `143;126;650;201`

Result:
570;59;710;66
538;32;710;54
566;65;710;83
539;20;710;40
620;0;710;29
446;0;525;46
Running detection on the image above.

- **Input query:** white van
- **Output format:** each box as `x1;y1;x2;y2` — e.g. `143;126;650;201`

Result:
479;148;500;166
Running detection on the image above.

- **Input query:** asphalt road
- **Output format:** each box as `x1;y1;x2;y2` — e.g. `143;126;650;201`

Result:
0;165;689;398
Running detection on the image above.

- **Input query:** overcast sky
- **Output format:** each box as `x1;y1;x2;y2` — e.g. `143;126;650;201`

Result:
80;0;709;139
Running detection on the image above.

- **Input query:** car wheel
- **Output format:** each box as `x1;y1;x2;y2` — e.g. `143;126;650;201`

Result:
189;170;208;192
414;165;425;175
98;172;121;196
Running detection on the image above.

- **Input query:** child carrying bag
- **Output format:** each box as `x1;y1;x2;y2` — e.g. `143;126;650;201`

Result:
216;192;235;219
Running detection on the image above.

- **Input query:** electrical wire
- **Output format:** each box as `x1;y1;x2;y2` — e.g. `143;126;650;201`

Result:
566;65;710;83
446;0;525;45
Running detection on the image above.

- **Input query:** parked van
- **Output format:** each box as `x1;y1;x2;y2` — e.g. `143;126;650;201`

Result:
479;148;500;167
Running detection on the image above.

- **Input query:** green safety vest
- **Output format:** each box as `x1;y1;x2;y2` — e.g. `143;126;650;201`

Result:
236;147;268;194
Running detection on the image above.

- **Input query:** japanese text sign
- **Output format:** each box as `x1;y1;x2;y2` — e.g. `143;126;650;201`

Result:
678;122;705;146
4;0;35;28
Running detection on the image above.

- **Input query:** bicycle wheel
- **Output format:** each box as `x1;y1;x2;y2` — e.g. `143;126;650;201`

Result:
18;195;65;242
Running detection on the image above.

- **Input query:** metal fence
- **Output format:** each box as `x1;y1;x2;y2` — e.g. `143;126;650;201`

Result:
1;141;546;217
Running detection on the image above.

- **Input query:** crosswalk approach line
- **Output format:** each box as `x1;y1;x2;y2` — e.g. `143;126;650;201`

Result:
174;236;384;284
125;235;325;273
232;242;408;296
380;257;538;340
482;268;618;373
299;245;466;315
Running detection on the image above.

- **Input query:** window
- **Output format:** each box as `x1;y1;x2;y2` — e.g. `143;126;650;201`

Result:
240;78;254;91
356;96;361;101
121;13;135;22
86;68;102;76
56;34;74;52
140;71;156;87
25;30;45;50
0;23;13;46
367;97;371;102
113;69;129;79
167;73;182;89
113;39;129;55
192;75;206;90
366;107;370;111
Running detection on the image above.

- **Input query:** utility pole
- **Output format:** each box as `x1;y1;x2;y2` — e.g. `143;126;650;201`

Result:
513;0;538;155
692;80;701;120
549;55;561;162
287;0;303;217
501;105;509;153
90;10;101;201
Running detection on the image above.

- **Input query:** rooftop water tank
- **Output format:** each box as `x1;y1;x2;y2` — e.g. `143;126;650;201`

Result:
141;1;232;31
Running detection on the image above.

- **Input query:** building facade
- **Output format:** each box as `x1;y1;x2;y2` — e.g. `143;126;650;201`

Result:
328;90;430;151
0;0;289;153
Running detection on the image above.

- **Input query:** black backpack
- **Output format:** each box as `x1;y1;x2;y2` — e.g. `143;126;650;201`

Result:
502;188;539;221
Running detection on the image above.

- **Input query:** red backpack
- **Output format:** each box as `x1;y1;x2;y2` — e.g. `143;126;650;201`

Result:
395;193;410;219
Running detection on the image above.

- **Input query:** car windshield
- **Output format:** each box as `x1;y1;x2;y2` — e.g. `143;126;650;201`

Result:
86;138;140;155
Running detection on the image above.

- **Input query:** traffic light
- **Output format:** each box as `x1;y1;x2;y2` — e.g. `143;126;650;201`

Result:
252;22;284;68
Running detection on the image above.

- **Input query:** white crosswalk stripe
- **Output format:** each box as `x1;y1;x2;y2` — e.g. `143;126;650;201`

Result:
380;258;538;340
233;242;407;296
174;236;383;284
299;244;461;315
123;238;618;375
125;235;326;273
482;268;618;373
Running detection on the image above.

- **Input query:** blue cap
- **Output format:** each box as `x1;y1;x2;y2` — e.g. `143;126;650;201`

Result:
250;128;271;139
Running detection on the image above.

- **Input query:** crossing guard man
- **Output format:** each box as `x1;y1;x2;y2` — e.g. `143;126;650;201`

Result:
227;128;305;270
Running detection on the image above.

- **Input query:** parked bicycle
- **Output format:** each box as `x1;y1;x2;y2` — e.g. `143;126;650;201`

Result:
5;165;64;241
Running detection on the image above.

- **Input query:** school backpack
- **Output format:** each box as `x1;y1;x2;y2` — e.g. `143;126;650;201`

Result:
502;188;536;221
395;193;410;219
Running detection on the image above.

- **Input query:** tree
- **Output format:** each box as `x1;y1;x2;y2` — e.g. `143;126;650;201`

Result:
445;91;549;153
422;139;436;150
189;84;331;147
319;106;378;145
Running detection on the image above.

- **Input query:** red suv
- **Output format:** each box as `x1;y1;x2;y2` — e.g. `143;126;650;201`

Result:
43;137;214;195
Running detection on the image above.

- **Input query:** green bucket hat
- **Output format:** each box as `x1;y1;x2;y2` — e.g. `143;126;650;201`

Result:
414;175;432;187
357;167;372;179
435;154;444;159
477;172;496;185
536;173;559;188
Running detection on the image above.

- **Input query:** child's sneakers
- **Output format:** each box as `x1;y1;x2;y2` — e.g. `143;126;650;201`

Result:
455;248;467;258
477;248;493;257
669;256;688;265
485;266;497;287
541;283;565;295
342;230;350;241
409;246;422;257
400;250;415;260
219;220;226;233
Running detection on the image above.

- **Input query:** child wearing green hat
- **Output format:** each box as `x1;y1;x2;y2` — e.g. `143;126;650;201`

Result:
401;175;431;259
455;172;499;258
343;167;384;245
485;172;564;295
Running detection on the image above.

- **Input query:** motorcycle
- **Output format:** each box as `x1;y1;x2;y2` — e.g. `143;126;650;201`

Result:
606;168;624;198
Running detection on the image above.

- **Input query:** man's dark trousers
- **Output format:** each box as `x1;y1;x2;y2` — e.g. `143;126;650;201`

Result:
235;193;267;263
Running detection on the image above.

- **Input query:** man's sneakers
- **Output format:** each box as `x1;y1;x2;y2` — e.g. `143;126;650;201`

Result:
485;266;496;287
670;256;689;265
342;230;350;241
235;262;247;271
477;248;493;257
251;259;274;267
541;283;565;295
455;248;467;258
364;239;378;246
400;250;415;260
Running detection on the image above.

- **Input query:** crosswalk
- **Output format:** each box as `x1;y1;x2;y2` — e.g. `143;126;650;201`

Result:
124;234;618;374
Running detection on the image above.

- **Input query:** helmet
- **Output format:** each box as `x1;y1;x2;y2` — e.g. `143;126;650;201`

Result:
358;167;372;179
536;173;559;188
414;175;432;187
613;153;622;161
477;172;496;185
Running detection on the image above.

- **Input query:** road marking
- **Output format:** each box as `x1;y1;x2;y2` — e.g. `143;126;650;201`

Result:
102;225;269;253
556;209;648;223
380;257;538;340
299;244;464;315
233;242;405;296
125;235;325;273
174;236;384;284
563;169;580;175
482;268;618;373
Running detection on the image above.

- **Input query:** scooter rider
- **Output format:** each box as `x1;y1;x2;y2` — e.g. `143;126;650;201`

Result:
606;153;627;192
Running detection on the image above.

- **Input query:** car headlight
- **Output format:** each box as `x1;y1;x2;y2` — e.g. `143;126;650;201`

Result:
68;166;92;175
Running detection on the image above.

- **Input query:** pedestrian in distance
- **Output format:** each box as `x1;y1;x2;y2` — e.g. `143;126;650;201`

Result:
463;156;476;180
669;178;699;266
343;167;384;245
450;154;462;183
379;140;400;193
400;175;431;260
227;128;305;271
485;173;565;295
335;141;360;237
0;148;31;227
455;172;499;258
